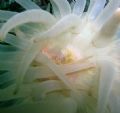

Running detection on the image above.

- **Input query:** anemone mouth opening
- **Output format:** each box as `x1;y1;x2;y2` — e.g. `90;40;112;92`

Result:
29;42;97;93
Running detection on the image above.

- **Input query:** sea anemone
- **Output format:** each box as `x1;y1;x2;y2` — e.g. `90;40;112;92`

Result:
0;0;120;113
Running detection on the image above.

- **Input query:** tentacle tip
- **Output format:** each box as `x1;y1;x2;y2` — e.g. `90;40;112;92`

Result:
116;8;120;13
115;8;120;19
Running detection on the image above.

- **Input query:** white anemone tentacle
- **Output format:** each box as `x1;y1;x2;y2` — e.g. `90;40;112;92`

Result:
34;14;80;42
0;9;56;40
87;0;96;14
95;0;120;28
50;0;71;17
93;9;120;47
108;75;120;113
24;61;94;84
97;60;117;113
15;0;40;10
4;34;31;50
89;0;106;20
73;0;86;16
35;52;77;92
14;43;41;94
0;10;17;21
50;0;61;18
32;80;68;99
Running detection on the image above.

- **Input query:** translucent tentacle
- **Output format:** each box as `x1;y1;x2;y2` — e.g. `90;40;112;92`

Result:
34;14;80;42
0;96;77;113
0;71;12;84
0;23;3;28
95;0;120;27
5;34;32;50
97;60;116;113
15;0;40;10
0;97;24;108
87;0;96;14
36;52;77;92
0;10;17;21
0;51;23;62
50;0;61;18
73;0;86;16
0;71;15;89
46;3;51;12
24;66;55;83
0;84;32;100
0;9;56;40
92;9;120;47
14;43;41;94
0;62;17;70
0;47;24;89
70;0;76;10
50;0;71;17
24;62;94;83
0;45;18;52
32;80;67;98
109;76;120;113
89;0;106;20
59;62;94;74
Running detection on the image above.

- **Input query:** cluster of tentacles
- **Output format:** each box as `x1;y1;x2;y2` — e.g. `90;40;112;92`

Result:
0;0;120;113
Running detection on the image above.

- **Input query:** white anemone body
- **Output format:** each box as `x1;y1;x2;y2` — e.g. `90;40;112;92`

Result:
0;0;120;113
